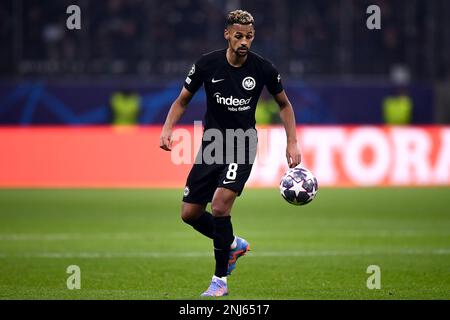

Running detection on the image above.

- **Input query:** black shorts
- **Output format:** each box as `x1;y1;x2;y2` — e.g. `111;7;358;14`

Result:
182;162;254;205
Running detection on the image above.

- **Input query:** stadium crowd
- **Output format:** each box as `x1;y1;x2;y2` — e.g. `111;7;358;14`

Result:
0;0;449;80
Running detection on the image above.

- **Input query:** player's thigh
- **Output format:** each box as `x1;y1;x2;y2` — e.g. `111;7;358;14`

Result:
218;163;253;197
182;163;220;205
211;187;238;217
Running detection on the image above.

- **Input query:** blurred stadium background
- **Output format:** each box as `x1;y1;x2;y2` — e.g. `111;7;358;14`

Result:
0;0;449;299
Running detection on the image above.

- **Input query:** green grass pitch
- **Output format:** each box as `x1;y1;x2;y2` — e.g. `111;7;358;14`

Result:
0;188;449;300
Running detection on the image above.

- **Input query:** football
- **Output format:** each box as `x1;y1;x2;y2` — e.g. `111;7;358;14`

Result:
280;165;319;205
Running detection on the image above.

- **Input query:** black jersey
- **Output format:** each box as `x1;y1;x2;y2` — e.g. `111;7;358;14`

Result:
184;48;283;132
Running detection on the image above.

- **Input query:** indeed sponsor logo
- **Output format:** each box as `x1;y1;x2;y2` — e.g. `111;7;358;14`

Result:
214;92;252;107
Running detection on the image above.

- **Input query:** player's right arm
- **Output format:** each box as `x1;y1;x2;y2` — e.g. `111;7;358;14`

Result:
160;59;205;151
159;87;194;151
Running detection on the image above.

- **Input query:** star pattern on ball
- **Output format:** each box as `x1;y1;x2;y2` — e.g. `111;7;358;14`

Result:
306;185;317;199
290;180;307;197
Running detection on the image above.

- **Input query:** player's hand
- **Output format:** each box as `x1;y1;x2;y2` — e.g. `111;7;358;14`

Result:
159;127;173;151
286;141;301;168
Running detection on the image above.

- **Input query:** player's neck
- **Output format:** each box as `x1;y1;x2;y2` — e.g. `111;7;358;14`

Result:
226;48;247;67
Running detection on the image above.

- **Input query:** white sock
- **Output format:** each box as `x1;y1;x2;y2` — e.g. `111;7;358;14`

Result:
230;236;237;249
213;275;227;284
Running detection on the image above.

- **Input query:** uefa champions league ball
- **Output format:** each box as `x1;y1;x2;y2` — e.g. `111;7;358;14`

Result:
280;165;318;205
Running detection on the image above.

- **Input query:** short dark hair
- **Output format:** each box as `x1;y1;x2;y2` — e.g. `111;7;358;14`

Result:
226;10;254;27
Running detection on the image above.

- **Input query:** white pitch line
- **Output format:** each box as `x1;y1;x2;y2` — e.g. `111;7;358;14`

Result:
1;230;449;241
0;233;189;241
0;249;449;259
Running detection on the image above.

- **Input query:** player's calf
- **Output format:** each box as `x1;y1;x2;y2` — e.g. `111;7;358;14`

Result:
181;202;215;239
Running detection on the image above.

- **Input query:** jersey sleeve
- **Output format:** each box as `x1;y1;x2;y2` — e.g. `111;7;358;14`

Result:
183;59;205;94
264;63;284;96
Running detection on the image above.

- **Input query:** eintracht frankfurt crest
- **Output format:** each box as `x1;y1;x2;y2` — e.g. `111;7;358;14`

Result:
242;76;256;90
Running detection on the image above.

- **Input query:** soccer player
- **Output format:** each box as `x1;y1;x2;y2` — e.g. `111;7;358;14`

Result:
160;10;301;297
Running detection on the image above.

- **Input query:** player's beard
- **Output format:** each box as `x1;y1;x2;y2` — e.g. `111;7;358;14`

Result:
235;46;248;57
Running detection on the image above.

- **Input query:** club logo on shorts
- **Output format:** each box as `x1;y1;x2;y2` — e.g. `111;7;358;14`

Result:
242;77;256;90
183;186;190;197
188;64;195;76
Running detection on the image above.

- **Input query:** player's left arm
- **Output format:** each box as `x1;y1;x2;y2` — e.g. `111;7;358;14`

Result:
273;90;302;168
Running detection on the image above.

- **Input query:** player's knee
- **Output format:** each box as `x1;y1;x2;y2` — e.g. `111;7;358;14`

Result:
180;205;202;224
181;210;194;224
181;202;207;224
211;202;230;217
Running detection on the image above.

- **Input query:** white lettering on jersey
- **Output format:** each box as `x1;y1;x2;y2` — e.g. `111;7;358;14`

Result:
214;93;251;106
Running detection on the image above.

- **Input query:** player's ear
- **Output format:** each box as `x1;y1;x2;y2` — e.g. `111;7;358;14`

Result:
224;28;230;40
